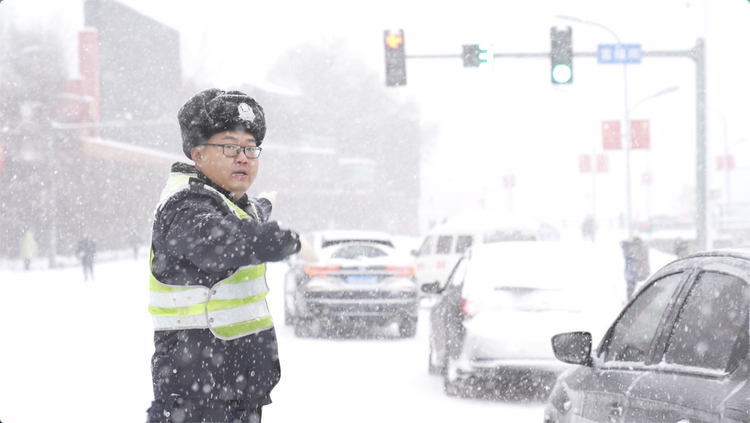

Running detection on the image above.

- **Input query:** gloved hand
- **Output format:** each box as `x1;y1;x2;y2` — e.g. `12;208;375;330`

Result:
258;191;277;209
297;235;319;263
255;221;300;262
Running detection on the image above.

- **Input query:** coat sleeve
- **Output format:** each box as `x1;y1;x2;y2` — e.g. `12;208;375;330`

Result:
247;197;273;223
157;189;300;273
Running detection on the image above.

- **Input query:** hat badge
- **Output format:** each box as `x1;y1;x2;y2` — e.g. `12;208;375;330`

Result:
237;103;255;121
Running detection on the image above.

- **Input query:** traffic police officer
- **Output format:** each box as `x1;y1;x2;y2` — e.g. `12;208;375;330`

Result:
146;89;301;422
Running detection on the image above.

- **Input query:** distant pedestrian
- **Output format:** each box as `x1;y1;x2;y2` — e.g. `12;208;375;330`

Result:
620;235;650;300
581;214;597;242
19;230;38;271
76;235;96;281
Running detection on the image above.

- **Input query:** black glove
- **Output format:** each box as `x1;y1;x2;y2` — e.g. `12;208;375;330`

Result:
254;221;301;262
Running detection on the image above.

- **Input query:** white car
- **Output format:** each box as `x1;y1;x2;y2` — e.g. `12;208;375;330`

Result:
413;212;560;296
424;242;622;399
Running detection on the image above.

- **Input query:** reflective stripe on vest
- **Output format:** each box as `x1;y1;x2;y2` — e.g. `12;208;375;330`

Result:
148;173;270;340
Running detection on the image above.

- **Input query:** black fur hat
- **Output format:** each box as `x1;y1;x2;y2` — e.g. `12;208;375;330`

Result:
178;88;266;158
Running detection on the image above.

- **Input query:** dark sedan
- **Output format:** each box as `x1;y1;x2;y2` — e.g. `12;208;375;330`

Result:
286;238;419;338
546;248;750;423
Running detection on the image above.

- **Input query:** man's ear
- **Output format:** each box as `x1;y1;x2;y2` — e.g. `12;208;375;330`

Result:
191;146;203;165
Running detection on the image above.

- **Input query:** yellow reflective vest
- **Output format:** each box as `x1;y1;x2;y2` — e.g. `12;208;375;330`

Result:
147;173;273;340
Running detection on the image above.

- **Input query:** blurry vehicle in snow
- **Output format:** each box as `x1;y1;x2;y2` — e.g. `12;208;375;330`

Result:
413;212;560;296
422;242;621;400
546;248;750;423
284;230;418;338
283;230;396;324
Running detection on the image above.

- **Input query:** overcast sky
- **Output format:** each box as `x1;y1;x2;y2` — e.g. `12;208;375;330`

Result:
4;0;749;232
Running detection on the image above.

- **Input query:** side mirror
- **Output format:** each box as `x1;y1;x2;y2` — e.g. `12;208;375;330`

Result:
421;281;441;294
552;332;593;366
410;249;420;257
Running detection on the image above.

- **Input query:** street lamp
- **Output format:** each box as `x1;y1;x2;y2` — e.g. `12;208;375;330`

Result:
555;15;637;237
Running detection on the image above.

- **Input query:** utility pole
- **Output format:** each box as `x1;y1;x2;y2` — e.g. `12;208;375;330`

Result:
694;39;707;251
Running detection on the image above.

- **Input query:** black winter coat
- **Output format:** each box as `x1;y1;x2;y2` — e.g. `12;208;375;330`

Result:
150;163;300;408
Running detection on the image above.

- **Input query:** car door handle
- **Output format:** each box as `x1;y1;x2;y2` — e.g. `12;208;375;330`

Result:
608;403;623;423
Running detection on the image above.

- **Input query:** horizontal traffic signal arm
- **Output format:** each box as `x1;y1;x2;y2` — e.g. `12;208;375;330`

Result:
402;50;698;60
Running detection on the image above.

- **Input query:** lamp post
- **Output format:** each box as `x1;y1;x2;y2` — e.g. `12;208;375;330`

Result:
555;15;635;237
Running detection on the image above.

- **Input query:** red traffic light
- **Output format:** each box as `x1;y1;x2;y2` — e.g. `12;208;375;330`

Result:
385;32;404;50
384;29;406;87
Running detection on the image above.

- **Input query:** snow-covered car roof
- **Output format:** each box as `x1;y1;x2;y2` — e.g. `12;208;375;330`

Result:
683;246;750;261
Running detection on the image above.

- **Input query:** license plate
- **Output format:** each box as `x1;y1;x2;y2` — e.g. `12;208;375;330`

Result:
347;275;378;284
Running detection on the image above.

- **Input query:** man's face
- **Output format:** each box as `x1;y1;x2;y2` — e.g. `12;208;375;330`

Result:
192;130;259;198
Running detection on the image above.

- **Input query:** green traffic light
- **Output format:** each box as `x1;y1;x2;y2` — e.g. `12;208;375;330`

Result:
552;64;572;84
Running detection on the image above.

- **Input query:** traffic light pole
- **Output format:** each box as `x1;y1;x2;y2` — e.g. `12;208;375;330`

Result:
401;39;707;251
569;45;706;250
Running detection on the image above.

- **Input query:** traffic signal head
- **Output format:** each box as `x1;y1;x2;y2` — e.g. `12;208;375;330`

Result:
384;29;406;87
550;27;573;84
463;43;494;68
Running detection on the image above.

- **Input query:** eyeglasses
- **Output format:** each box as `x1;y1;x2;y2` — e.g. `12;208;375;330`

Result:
203;144;262;158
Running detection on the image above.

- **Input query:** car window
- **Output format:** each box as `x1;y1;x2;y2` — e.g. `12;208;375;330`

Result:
436;236;453;254
663;272;749;372
455;235;473;254
331;245;388;259
418;236;435;255
604;272;683;363
449;258;470;288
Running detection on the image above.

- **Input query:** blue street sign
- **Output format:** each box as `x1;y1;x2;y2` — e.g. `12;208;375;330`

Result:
598;44;642;64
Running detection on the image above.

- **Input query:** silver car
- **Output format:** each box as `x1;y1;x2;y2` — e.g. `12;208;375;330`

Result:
285;231;419;338
424;242;621;399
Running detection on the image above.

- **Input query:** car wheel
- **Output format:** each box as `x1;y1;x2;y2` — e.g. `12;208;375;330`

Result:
398;317;417;338
443;374;465;398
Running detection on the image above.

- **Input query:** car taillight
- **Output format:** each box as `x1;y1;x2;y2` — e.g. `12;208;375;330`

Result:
304;265;340;277
386;266;415;277
460;298;481;318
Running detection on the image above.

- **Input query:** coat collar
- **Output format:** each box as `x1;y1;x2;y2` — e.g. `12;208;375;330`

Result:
170;162;249;206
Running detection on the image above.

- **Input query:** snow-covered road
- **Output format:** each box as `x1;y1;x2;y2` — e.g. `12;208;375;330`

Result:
0;237;675;422
0;257;544;422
